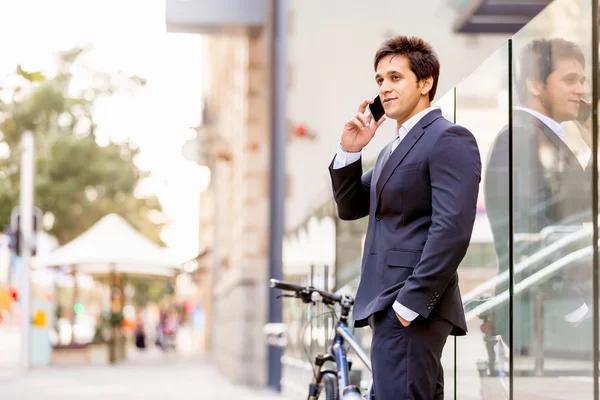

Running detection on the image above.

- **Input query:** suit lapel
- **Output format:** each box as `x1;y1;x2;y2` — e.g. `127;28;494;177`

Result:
375;110;442;201
515;110;581;172
372;141;394;186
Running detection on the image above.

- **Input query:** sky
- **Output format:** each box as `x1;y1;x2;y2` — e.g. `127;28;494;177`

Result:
0;0;209;257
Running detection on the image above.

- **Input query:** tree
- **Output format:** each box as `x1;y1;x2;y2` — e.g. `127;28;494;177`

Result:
0;46;165;245
127;276;175;308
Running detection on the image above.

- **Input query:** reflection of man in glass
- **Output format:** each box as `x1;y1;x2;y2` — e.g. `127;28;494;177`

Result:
484;38;592;355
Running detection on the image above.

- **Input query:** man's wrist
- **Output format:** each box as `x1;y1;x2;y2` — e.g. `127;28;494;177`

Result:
339;143;362;153
333;144;361;169
393;301;419;322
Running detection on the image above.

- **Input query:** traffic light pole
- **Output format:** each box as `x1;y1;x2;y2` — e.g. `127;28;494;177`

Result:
20;131;34;371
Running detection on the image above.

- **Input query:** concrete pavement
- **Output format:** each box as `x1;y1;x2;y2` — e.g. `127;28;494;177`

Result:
0;346;289;400
0;320;289;400
0;323;19;369
0;332;287;400
2;319;594;399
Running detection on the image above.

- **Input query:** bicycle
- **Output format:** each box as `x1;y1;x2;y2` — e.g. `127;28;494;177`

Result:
269;278;374;400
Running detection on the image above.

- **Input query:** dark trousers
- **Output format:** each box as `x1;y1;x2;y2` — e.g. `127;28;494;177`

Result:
369;307;453;400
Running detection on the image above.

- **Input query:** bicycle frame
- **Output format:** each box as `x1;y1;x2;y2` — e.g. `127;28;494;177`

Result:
268;279;373;399
308;302;372;399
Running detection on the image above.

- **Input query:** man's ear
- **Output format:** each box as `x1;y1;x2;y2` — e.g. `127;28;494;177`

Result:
525;78;543;97
419;76;434;96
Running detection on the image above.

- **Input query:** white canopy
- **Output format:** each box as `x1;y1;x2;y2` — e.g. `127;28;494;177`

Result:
44;213;184;277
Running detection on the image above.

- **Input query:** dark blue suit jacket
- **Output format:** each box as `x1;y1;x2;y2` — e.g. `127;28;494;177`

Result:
329;109;480;335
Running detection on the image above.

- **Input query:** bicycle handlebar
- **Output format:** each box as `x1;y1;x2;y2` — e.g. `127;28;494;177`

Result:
269;279;305;292
269;278;348;306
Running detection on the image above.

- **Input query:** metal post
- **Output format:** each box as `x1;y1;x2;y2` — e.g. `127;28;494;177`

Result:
19;131;34;371
590;1;599;399
109;265;117;364
211;159;220;353
532;290;544;376
323;265;329;353
267;0;288;391
309;264;314;357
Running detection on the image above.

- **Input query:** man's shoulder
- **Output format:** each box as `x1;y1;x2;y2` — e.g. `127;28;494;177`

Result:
431;117;476;140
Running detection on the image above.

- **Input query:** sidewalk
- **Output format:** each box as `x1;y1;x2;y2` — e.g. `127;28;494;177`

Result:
0;347;289;400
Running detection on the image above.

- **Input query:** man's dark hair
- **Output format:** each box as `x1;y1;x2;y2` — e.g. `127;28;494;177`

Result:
374;36;440;102
516;38;586;103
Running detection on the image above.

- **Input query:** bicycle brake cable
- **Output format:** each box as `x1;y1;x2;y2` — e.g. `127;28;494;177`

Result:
301;307;337;381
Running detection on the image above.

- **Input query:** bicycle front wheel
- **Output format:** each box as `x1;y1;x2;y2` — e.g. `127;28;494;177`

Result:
318;373;338;400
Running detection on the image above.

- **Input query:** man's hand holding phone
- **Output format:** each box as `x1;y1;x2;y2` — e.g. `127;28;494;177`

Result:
574;98;593;149
340;97;386;153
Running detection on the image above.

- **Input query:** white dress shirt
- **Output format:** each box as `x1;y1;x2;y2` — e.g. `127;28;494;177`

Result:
515;105;592;168
332;106;440;322
514;106;567;142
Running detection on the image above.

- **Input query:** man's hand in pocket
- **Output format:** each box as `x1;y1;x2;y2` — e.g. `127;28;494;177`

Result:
395;312;411;327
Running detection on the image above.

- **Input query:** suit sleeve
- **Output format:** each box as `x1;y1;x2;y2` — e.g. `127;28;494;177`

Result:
329;156;372;220
396;126;481;318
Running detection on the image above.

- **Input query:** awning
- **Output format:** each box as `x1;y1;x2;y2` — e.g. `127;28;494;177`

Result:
44;214;185;277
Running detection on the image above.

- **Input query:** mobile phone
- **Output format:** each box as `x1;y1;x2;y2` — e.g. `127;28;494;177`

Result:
577;98;592;122
369;95;385;122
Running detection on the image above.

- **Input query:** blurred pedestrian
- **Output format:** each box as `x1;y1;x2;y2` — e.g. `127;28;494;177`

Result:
134;310;146;349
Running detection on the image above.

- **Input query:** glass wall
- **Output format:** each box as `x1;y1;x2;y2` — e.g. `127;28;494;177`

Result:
435;87;459;400
280;0;598;397
449;0;599;398
510;0;595;397
454;43;511;399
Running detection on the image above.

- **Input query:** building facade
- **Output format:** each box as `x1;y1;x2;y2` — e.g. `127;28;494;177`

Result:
202;30;273;386
167;0;274;386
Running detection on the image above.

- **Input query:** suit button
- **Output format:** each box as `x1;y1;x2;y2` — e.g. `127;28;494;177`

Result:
427;306;432;310
375;214;382;221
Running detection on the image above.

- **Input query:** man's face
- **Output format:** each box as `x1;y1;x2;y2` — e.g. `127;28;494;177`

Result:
539;57;585;122
375;55;428;122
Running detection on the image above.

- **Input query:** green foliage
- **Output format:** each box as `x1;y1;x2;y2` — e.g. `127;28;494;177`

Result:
107;311;124;327
0;46;165;245
16;65;46;83
127;277;175;308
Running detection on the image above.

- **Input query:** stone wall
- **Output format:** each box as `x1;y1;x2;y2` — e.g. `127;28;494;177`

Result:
203;23;272;387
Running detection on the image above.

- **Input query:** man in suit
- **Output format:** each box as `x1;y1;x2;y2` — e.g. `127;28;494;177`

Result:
329;36;481;399
484;38;593;355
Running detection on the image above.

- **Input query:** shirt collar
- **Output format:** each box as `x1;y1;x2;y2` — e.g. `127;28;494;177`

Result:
514;106;567;142
394;106;441;139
